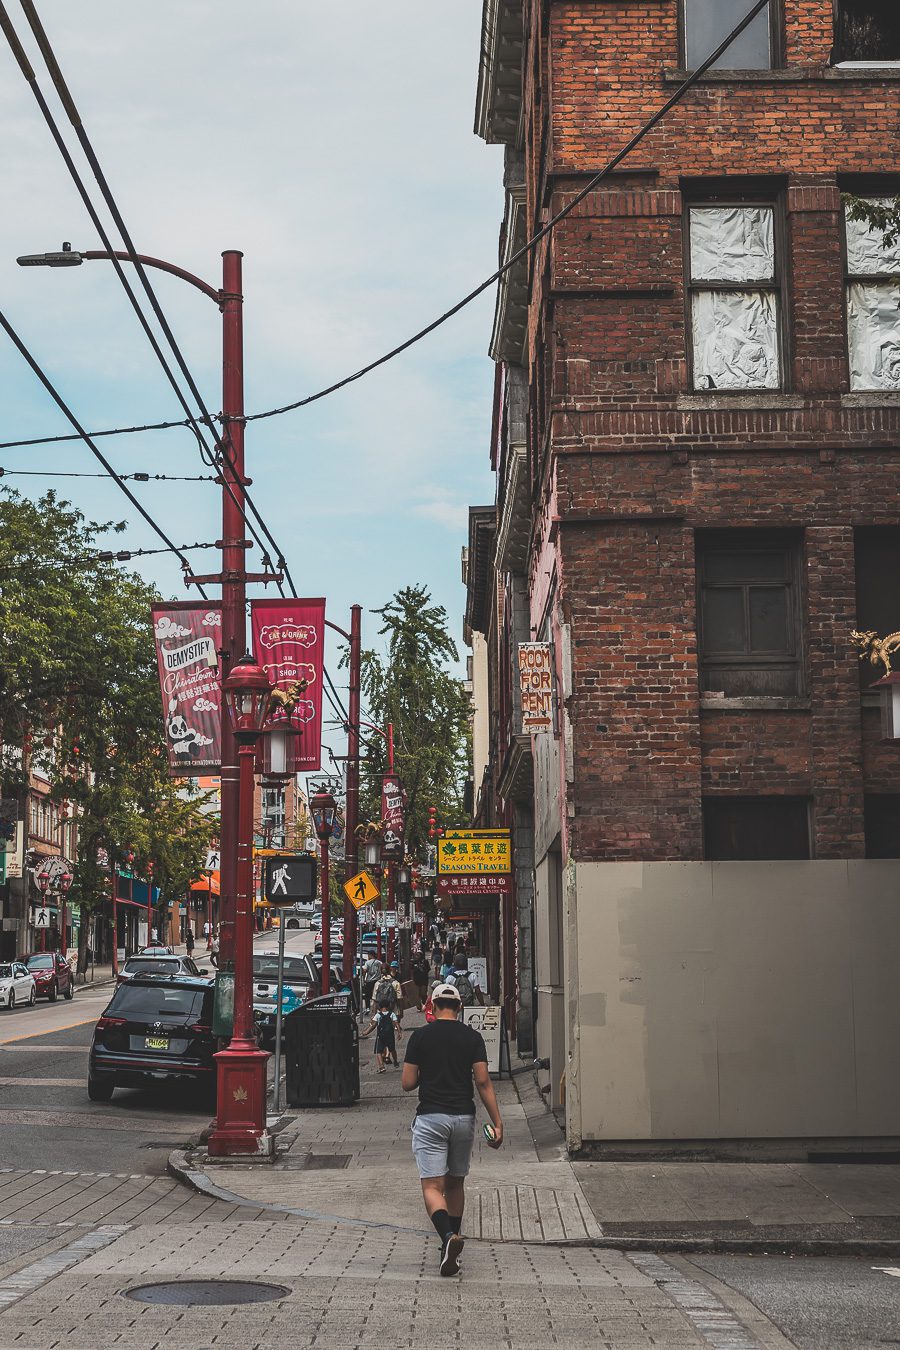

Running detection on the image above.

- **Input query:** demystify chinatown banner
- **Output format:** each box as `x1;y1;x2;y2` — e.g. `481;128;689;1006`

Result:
151;603;222;775
250;598;326;772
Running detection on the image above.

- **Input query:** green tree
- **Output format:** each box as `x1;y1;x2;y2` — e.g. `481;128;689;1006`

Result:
354;585;471;858
0;490;213;970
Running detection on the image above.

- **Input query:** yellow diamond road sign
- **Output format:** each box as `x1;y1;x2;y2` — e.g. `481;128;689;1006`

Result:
344;869;380;910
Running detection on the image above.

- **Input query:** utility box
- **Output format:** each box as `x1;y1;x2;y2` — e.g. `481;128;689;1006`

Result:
284;991;359;1107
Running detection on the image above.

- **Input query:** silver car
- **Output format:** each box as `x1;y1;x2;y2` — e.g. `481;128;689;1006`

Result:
0;961;36;1009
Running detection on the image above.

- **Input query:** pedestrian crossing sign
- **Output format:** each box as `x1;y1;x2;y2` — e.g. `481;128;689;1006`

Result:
343;870;380;909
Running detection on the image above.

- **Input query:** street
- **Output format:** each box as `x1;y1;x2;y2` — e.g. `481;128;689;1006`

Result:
1;931;899;1349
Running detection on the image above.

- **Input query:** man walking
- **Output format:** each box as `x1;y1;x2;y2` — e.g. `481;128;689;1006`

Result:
362;953;383;1014
402;982;503;1276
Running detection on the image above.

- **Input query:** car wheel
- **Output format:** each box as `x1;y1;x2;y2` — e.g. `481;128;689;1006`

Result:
48;982;58;1003
64;980;74;1000
7;990;14;1011
87;1074;114;1102
29;986;36;1006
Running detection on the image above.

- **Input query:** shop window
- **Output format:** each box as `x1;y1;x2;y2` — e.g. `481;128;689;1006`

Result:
697;532;802;696
704;796;811;860
864;795;900;857
834;1;900;64
688;203;782;390
854;528;900;688
682;0;776;70
844;198;900;390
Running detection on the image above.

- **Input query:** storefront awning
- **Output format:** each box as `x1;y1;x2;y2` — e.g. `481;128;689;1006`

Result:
190;870;220;896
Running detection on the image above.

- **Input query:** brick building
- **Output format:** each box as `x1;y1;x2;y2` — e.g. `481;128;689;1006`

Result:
466;0;900;1151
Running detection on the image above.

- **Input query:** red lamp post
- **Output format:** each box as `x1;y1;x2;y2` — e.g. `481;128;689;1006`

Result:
310;786;338;997
58;871;73;958
208;653;273;1158
146;859;155;945
36;870;50;952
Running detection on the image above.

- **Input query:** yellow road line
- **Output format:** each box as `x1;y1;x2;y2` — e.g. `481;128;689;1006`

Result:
0;997;110;1045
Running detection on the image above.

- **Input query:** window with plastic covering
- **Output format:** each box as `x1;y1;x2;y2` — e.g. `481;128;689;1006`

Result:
833;1;900;65
681;0;777;70
697;532;803;697
844;199;900;390
687;204;782;391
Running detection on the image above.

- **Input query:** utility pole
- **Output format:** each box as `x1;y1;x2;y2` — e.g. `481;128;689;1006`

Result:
342;604;362;982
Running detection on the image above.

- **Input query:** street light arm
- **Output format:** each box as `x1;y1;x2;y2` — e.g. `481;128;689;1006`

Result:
80;250;221;304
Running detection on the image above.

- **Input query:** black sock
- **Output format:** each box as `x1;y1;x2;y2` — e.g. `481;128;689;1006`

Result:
448;1214;463;1234
430;1208;454;1242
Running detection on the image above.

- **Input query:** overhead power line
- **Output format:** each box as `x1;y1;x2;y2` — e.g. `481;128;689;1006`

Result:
0;307;209;595
0;467;215;481
0;415;200;451
1;0;768;455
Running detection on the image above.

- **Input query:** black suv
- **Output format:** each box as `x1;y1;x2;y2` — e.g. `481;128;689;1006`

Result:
88;975;215;1102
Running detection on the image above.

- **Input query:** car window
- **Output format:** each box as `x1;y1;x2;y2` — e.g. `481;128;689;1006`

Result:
17;965;29;977
253;956;311;983
123;959;180;976
0;965;11;979
26;955;53;970
107;985;206;1021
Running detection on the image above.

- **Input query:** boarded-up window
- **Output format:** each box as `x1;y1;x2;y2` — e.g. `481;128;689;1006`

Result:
845;200;900;390
689;205;781;390
683;0;773;69
864;795;900;858
697;533;802;696
704;797;811;860
854;528;900;688
834;1;900;64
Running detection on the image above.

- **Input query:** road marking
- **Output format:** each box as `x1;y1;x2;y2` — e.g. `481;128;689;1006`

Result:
0;1001;111;1044
0;1077;85;1088
0;1045;88;1052
873;1266;900;1278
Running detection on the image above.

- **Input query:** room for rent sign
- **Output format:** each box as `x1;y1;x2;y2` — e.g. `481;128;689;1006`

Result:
517;642;554;734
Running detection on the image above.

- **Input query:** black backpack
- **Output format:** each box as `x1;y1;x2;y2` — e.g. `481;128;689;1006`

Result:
412;957;429;982
373;976;397;1011
453;971;476;1006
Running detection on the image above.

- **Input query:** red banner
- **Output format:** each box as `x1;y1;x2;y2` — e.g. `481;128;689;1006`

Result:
381;773;405;859
151;603;222;775
250;599;326;772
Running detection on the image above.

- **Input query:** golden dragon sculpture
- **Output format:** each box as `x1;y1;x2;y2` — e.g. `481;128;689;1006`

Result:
851;630;900;676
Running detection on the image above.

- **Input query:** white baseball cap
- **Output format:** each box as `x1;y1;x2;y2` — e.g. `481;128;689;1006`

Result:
431;982;461;1003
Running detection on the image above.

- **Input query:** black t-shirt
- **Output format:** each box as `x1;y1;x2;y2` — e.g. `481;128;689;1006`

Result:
404;1019;488;1116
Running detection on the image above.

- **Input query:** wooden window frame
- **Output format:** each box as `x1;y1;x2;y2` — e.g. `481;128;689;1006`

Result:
679;0;784;72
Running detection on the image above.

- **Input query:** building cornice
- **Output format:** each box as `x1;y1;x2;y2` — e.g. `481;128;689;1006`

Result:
474;0;524;147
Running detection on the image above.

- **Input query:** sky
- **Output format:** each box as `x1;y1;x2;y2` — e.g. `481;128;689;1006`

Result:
0;1;502;761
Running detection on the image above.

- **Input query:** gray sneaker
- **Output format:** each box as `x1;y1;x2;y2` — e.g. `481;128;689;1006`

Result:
440;1233;464;1276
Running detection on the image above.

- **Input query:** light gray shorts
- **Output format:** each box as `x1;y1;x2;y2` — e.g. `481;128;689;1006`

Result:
411;1113;476;1179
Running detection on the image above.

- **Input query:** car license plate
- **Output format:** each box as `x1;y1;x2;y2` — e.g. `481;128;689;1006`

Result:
145;1036;169;1051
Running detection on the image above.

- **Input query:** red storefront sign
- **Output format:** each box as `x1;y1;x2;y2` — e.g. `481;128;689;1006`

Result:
152;603;222;775
437;875;513;896
250;599;326;772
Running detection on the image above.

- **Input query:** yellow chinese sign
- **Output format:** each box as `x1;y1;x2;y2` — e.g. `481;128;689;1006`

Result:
343;870;380;909
437;830;511;875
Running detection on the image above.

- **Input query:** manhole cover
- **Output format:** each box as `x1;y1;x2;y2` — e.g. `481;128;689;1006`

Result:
123;1280;289;1306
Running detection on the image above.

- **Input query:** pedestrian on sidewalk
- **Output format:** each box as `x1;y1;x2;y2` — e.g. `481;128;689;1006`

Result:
411;950;431;1011
210;930;220;969
185;928;195;957
372;964;403;1022
446;952;483;1014
402;982;503;1277
362;954;383;1013
361;999;402;1072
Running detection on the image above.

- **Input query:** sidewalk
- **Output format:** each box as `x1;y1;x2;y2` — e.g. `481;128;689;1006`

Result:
171;1009;900;1256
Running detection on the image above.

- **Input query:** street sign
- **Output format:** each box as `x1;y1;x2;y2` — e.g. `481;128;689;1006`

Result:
263;853;317;906
343;870;380;910
437;830;511;875
33;907;50;928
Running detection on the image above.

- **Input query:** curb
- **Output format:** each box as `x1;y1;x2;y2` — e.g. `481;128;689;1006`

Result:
167;1149;900;1255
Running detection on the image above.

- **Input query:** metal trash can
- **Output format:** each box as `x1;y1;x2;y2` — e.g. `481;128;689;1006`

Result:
284;991;360;1107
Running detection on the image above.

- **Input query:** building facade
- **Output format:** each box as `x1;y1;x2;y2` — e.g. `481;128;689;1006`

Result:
467;0;900;1151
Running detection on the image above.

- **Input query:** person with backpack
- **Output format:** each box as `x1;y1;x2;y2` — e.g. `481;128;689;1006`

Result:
361;998;402;1072
446;953;483;1013
411;950;431;1011
372;965;402;1021
362;955;383;1014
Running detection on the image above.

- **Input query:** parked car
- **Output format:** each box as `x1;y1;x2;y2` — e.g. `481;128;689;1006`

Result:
117;954;210;984
138;944;175;955
22;952;75;1002
88;975;216;1102
252;951;319;1047
0;961;36;1009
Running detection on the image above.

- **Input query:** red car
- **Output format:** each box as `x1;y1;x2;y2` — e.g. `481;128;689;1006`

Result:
22;952;75;1002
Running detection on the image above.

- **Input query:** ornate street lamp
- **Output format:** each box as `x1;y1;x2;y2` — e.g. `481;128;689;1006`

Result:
310;786;338;996
59;871;73;959
208;653;273;1159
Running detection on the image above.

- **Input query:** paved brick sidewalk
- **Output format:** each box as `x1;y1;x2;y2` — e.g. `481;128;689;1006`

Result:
0;1217;793;1349
187;1009;600;1243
